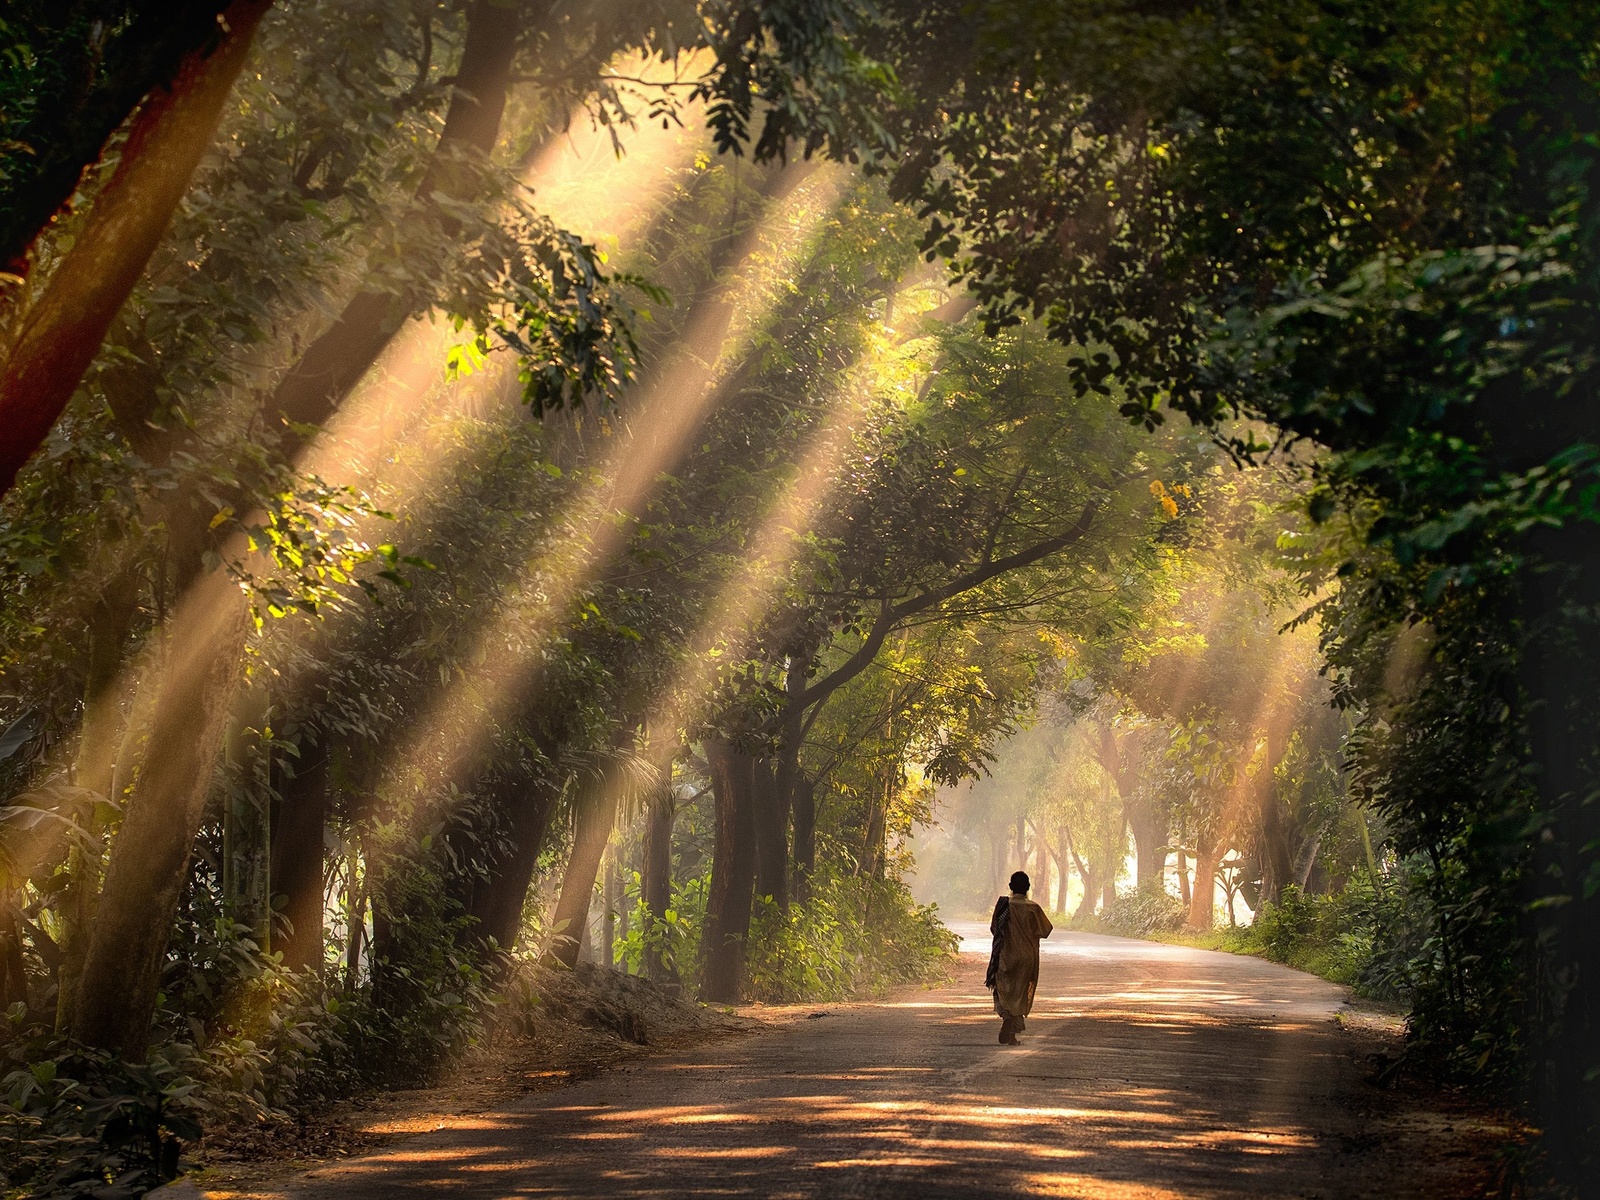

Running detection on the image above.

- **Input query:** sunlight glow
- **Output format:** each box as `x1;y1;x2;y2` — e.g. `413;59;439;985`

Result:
378;163;850;810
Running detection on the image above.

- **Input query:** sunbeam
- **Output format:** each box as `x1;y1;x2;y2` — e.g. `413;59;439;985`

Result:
377;163;852;809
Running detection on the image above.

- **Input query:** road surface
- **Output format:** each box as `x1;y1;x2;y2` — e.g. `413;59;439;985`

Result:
235;926;1495;1199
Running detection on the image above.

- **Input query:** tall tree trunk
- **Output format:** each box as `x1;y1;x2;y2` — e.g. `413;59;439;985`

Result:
270;747;328;973
1176;848;1191;907
641;783;676;981
1187;836;1219;931
546;773;619;970
615;850;629;968
1293;831;1323;892
71;594;248;1055
768;650;812;910
790;778;816;904
145;0;534;621
863;768;892;879
266;0;527;443
0;0;272;497
1126;796;1166;891
68;0;531;1057
603;850;620;968
701;740;757;1003
55;571;141;1031
1253;727;1294;907
1;3;253;271
74;572;142;800
1073;874;1099;921
751;756;788;905
468;781;557;953
1055;825;1070;914
1066;828;1098;921
1098;724;1165;890
222;687;272;949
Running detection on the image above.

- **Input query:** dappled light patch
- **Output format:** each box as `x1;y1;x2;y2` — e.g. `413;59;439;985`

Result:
248;934;1495;1199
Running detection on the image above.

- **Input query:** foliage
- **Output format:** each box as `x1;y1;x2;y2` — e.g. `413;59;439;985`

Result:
853;5;1600;1168
7;1;1595;1190
1085;886;1185;939
615;871;707;981
744;867;955;1003
1161;872;1437;1010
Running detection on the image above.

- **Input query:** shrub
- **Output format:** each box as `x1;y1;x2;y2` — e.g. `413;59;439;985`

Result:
1214;873;1424;1002
743;868;957;1003
1092;886;1187;938
614;871;708;983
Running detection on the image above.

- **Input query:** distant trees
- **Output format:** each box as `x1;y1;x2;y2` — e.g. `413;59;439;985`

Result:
919;463;1364;935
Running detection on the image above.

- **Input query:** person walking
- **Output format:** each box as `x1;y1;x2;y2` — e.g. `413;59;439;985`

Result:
986;870;1053;1044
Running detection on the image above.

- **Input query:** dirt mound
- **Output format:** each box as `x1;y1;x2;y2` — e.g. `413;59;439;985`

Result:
503;961;738;1047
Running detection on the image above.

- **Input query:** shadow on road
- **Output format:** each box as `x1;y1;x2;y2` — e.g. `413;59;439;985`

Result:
252;931;1494;1200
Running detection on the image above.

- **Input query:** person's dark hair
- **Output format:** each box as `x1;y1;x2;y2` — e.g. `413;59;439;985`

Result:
1009;870;1030;894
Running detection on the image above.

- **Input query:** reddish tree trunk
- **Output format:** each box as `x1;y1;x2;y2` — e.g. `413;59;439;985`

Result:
0;0;272;496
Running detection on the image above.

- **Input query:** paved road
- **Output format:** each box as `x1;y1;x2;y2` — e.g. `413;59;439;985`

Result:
245;927;1490;1199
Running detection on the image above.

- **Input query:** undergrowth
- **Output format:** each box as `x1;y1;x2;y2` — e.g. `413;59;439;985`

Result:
743;868;958;1003
1077;871;1427;1004
1;918;490;1199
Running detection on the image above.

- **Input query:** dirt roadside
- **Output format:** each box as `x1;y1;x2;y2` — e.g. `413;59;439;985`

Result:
180;962;768;1197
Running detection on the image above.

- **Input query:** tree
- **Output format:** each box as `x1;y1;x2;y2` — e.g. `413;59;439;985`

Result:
0;1;247;273
0;0;273;495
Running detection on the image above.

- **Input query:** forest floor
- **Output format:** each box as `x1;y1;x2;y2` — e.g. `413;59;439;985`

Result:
168;930;1516;1199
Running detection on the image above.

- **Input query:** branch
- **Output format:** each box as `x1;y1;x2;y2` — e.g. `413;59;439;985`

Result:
789;501;1099;716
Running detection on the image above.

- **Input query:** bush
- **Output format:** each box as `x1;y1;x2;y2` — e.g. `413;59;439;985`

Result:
743;868;957;1003
613;871;708;983
1090;886;1187;938
1205;874;1422;1002
0;844;498;1198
